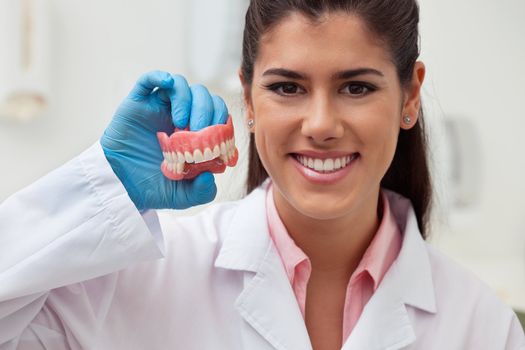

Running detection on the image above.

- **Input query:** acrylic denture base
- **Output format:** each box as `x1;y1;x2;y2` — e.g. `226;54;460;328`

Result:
157;115;239;180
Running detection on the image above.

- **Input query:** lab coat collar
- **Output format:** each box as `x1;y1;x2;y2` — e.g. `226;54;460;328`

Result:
214;181;272;272
215;180;312;349
342;190;437;350
383;189;437;314
215;184;437;350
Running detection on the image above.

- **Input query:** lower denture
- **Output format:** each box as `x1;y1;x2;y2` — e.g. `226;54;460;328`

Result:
157;115;239;180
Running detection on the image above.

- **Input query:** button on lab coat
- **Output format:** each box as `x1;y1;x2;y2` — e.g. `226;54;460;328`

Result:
0;143;524;350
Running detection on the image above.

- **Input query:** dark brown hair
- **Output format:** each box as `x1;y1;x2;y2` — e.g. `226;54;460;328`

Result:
241;0;432;237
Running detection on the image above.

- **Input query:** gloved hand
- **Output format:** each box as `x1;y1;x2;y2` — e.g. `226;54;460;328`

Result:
101;71;229;210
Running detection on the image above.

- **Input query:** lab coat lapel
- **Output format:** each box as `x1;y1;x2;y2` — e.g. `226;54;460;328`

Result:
342;191;437;350
215;183;312;350
340;263;415;350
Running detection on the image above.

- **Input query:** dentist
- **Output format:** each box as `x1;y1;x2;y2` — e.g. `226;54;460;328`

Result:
1;0;524;349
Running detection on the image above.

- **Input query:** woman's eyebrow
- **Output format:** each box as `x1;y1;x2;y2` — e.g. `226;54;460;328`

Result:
261;67;384;80
333;68;384;79
262;68;306;79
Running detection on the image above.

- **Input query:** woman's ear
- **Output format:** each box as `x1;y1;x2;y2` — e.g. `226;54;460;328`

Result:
401;61;425;130
238;69;255;130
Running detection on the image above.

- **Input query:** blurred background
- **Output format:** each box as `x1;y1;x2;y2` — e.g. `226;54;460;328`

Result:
0;0;524;321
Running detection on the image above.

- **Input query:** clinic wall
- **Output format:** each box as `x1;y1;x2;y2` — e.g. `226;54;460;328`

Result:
0;0;190;198
0;0;524;309
418;0;525;309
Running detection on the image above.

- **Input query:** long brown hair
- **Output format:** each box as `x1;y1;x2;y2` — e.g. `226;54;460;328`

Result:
241;0;432;238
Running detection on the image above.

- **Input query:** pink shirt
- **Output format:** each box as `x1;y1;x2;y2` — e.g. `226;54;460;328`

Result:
265;184;402;343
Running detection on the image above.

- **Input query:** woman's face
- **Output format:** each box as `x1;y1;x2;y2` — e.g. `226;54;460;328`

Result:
243;12;423;221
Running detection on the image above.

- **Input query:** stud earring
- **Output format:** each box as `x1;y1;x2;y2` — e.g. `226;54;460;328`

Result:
247;119;255;129
403;115;412;125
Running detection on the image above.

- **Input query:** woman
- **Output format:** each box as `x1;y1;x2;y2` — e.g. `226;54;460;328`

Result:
0;0;523;349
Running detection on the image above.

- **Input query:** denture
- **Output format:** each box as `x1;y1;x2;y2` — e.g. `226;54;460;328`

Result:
157;115;238;180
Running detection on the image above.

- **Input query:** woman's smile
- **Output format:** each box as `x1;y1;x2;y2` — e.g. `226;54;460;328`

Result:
290;151;360;185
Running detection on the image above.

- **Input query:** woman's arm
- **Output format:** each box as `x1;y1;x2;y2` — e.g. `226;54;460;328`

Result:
0;71;229;348
0;143;164;349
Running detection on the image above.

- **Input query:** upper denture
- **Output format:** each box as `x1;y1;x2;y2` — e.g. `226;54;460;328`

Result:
157;115;238;180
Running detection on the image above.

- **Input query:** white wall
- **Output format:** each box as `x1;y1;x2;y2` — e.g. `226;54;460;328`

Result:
418;0;525;310
0;0;524;309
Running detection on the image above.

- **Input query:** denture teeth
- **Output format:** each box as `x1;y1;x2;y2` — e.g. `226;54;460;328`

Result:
213;145;221;158
220;142;227;156
193;149;204;163
177;152;185;164
203;148;214;161
185;151;194;163
176;163;184;173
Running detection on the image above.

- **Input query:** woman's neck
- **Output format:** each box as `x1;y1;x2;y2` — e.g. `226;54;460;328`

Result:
272;186;381;277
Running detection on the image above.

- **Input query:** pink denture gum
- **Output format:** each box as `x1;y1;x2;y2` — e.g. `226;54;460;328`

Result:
157;115;238;181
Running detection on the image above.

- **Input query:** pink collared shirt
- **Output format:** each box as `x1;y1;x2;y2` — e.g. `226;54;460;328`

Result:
265;184;402;343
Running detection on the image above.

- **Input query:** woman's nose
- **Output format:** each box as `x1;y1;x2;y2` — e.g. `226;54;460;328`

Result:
301;97;344;143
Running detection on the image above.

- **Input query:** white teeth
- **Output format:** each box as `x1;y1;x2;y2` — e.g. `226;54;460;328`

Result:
307;158;314;168
193;149;204;163
177;152;185;164
323;158;334;172
334;158;341;169
226;138;236;152
314;159;323;171
164;138;235;169
176;163;184;173
296;154;357;173
184;151;194;163
213;145;221;158
203;148;214;161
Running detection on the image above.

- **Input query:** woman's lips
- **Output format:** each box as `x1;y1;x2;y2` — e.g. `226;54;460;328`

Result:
290;152;359;184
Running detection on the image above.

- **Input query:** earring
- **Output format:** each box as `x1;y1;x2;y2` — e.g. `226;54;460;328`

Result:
403;115;412;125
247;119;255;129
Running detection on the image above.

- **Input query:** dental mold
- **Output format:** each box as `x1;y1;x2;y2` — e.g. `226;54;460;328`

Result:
157;115;239;180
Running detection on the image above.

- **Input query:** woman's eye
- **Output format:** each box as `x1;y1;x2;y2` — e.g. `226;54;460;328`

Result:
266;82;304;96
342;83;376;96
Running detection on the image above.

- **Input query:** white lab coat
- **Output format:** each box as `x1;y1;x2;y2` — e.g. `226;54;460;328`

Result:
0;143;524;350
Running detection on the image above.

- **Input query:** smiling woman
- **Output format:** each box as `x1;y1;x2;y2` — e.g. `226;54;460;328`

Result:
239;9;428;346
0;0;524;350
242;4;430;236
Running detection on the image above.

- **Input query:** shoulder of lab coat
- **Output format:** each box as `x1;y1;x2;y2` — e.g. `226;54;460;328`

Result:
381;189;525;349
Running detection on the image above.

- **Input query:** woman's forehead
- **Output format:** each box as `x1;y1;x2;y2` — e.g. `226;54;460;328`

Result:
256;12;393;76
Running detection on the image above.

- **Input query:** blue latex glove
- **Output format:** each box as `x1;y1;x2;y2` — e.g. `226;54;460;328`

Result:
101;71;229;210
